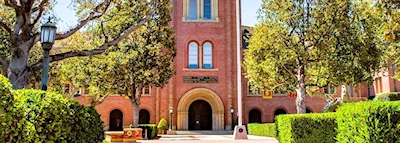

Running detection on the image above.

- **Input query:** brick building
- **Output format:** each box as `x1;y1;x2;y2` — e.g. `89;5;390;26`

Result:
73;0;398;131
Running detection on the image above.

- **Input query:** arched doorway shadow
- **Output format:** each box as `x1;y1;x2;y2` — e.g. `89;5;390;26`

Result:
273;108;287;122
139;109;150;124
189;100;212;130
306;108;313;113
249;109;262;123
109;109;123;131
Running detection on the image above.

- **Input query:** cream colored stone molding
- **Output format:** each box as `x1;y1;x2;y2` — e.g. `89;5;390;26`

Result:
182;68;219;71
177;88;225;130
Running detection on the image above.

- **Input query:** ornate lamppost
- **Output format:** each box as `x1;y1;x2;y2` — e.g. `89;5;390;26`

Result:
169;107;173;131
40;18;57;91
231;107;235;130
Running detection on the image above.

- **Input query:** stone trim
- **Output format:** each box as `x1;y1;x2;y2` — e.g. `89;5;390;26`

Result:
177;88;225;130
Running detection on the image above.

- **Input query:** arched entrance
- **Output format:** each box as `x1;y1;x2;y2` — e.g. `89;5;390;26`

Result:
248;109;262;123
109;109;123;131
273;108;287;122
306;108;313;113
177;88;224;130
189;100;212;130
139;109;150;124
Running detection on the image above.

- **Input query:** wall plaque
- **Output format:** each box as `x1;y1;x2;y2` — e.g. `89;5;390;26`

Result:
183;76;218;83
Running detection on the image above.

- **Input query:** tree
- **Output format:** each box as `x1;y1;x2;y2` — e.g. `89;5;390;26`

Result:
244;0;384;113
0;0;166;89
53;2;175;127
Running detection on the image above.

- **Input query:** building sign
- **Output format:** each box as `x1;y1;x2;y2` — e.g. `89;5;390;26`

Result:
262;90;273;99
183;76;218;83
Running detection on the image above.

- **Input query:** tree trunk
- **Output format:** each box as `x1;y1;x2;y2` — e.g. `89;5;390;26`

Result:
296;65;306;113
8;45;30;89
131;88;142;128
131;100;140;128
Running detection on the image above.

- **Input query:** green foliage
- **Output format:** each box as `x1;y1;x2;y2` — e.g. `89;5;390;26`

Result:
67;103;105;142
336;101;400;143
247;123;276;138
0;77;104;142
373;92;400;101
138;124;158;139
275;113;337;143
157;118;168;130
0;75;13;142
244;0;385;112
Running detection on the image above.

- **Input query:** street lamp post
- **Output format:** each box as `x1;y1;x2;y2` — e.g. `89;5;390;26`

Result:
169;107;173;131
40;18;57;91
231;107;234;130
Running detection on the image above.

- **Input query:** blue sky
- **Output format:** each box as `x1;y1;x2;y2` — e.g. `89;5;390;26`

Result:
54;1;262;31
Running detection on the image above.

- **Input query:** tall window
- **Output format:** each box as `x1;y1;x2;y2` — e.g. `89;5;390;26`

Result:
203;42;212;69
203;0;212;19
142;85;151;95
189;42;199;68
188;0;197;20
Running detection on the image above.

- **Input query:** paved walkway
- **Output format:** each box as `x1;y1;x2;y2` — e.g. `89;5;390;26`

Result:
135;135;278;143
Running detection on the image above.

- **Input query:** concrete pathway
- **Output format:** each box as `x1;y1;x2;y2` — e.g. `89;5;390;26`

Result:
135;135;278;143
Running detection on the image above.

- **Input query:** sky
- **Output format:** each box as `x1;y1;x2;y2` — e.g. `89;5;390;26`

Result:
54;0;263;31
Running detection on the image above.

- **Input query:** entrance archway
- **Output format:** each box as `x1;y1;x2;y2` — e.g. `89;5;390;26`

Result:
189;100;212;130
249;109;262;123
177;88;224;130
109;109;123;131
139;109;150;124
273;108;287;122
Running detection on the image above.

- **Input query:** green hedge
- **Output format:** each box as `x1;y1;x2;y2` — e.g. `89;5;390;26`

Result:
276;113;337;143
0;75;14;142
138;124;158;139
373;92;400;101
247;123;276;138
0;75;104;142
158;118;168;130
336;101;400;143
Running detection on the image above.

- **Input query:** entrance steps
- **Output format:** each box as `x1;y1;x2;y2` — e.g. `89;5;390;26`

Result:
174;130;234;135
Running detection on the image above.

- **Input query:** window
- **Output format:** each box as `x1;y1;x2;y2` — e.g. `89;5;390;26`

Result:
188;0;197;20
375;77;383;93
188;42;199;68
183;0;218;21
203;0;212;19
142;85;151;95
203;42;212;69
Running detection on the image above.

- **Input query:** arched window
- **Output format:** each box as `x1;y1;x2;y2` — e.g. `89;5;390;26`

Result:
189;42;199;68
203;0;212;19
203;42;212;69
248;109;262;123
109;109;123;131
188;0;197;20
139;109;150;124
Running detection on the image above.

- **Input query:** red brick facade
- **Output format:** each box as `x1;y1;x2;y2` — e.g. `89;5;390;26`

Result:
74;0;400;130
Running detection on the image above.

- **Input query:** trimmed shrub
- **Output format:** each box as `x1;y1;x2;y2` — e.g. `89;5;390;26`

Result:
0;75;13;142
66;103;104;142
1;86;104;142
276;113;337;143
336;101;400;143
139;124;158;139
373;92;400;101
247;123;276;138
11;89;72;142
158;118;168;131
